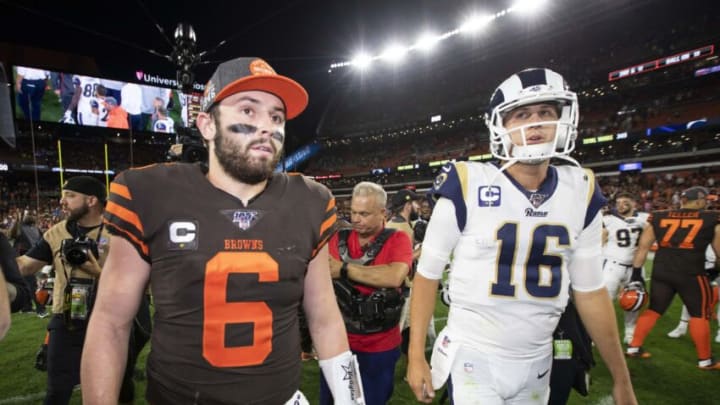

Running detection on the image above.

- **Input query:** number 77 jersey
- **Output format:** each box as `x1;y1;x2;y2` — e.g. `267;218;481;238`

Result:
648;208;720;275
428;162;606;359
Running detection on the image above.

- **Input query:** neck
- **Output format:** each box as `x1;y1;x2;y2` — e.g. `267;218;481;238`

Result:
505;160;550;190
357;228;383;245
207;160;268;206
76;212;103;228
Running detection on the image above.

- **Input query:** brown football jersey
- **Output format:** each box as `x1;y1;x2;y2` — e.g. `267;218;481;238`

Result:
104;163;336;404
649;209;719;275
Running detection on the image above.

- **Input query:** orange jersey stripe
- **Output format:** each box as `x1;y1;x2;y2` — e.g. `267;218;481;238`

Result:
106;201;144;235
319;214;336;241
698;275;710;319
104;220;149;257
110;182;132;200
319;198;337;236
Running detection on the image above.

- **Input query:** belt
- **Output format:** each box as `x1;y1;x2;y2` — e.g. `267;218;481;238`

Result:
609;260;632;268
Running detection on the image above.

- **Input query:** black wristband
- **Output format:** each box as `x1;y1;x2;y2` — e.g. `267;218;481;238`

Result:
340;262;349;279
631;267;643;280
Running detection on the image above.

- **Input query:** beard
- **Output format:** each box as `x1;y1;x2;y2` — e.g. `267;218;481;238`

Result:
67;203;89;223
213;123;282;185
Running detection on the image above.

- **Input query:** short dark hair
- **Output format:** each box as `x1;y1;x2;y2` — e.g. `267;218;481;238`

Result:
615;192;634;201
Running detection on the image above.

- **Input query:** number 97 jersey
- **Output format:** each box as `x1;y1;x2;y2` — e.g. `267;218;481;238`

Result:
602;212;649;263
429;162;606;359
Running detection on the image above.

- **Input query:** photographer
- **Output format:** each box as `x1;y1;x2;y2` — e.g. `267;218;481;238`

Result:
16;176;131;405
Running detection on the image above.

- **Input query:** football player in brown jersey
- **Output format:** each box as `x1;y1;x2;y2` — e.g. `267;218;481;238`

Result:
627;186;720;370
81;57;364;404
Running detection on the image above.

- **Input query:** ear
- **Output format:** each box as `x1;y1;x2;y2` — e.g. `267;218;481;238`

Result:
86;195;100;208
195;111;216;143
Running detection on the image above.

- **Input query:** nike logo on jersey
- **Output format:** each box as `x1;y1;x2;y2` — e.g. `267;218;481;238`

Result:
537;369;550;379
478;186;501;207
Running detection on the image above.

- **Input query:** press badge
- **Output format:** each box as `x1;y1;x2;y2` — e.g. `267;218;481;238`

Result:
69;278;93;320
553;339;573;360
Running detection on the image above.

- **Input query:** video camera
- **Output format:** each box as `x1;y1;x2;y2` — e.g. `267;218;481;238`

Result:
61;237;99;266
167;126;207;165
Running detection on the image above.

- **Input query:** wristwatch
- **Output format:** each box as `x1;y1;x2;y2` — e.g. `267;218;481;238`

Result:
340;262;349;279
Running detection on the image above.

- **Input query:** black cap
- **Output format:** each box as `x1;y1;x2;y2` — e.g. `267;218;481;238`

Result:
201;57;308;119
391;189;419;208
63;176;106;202
680;186;709;201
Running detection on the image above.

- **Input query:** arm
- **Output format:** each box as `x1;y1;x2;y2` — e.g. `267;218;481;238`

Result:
306;245;364;403
574;288;637;405
0;272;10;341
0;232;29;312
16;255;48;276
303;244;349;359
570;212;636;404
331;258;409;288
602;227;608;246
407;273;440;403
406;198;461;402
81;235;150;404
631;223;656;268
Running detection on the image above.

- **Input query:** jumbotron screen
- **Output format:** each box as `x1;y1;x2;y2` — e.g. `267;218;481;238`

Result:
12;65;203;134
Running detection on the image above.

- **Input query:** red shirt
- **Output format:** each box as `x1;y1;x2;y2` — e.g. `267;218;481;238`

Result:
329;228;413;352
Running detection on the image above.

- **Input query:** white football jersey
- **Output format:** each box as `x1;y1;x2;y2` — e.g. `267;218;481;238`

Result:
602;211;649;264
421;161;606;359
73;75;101;126
706;245;717;270
153;117;175;133
96;97;109;127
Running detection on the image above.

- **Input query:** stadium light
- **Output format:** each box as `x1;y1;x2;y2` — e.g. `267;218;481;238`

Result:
351;53;373;70
511;0;547;14
328;1;552;71
460;13;493;34
381;44;408;63
414;32;441;52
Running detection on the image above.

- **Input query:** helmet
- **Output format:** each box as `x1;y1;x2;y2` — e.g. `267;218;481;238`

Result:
485;68;578;164
618;282;648;312
35;288;50;306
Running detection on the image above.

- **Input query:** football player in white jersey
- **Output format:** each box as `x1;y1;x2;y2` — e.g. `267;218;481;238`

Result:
602;192;650;344
406;68;636;404
67;75;101;126
152;106;175;133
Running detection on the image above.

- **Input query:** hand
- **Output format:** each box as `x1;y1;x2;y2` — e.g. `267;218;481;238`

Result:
406;357;435;403
79;253;102;276
328;256;343;279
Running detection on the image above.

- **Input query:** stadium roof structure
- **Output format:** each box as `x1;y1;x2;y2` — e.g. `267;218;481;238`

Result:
0;0;718;151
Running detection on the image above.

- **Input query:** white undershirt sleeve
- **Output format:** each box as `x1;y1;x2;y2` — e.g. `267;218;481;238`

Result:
416;197;462;280
569;211;605;292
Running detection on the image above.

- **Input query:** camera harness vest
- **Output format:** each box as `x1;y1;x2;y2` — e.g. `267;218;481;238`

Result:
333;228;405;334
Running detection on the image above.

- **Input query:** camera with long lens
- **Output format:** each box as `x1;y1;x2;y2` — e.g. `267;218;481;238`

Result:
61;237;99;266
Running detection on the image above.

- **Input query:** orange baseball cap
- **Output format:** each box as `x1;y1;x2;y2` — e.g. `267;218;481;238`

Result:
201;57;308;119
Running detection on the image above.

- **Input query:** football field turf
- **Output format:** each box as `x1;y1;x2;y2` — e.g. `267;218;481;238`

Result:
0;263;717;404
